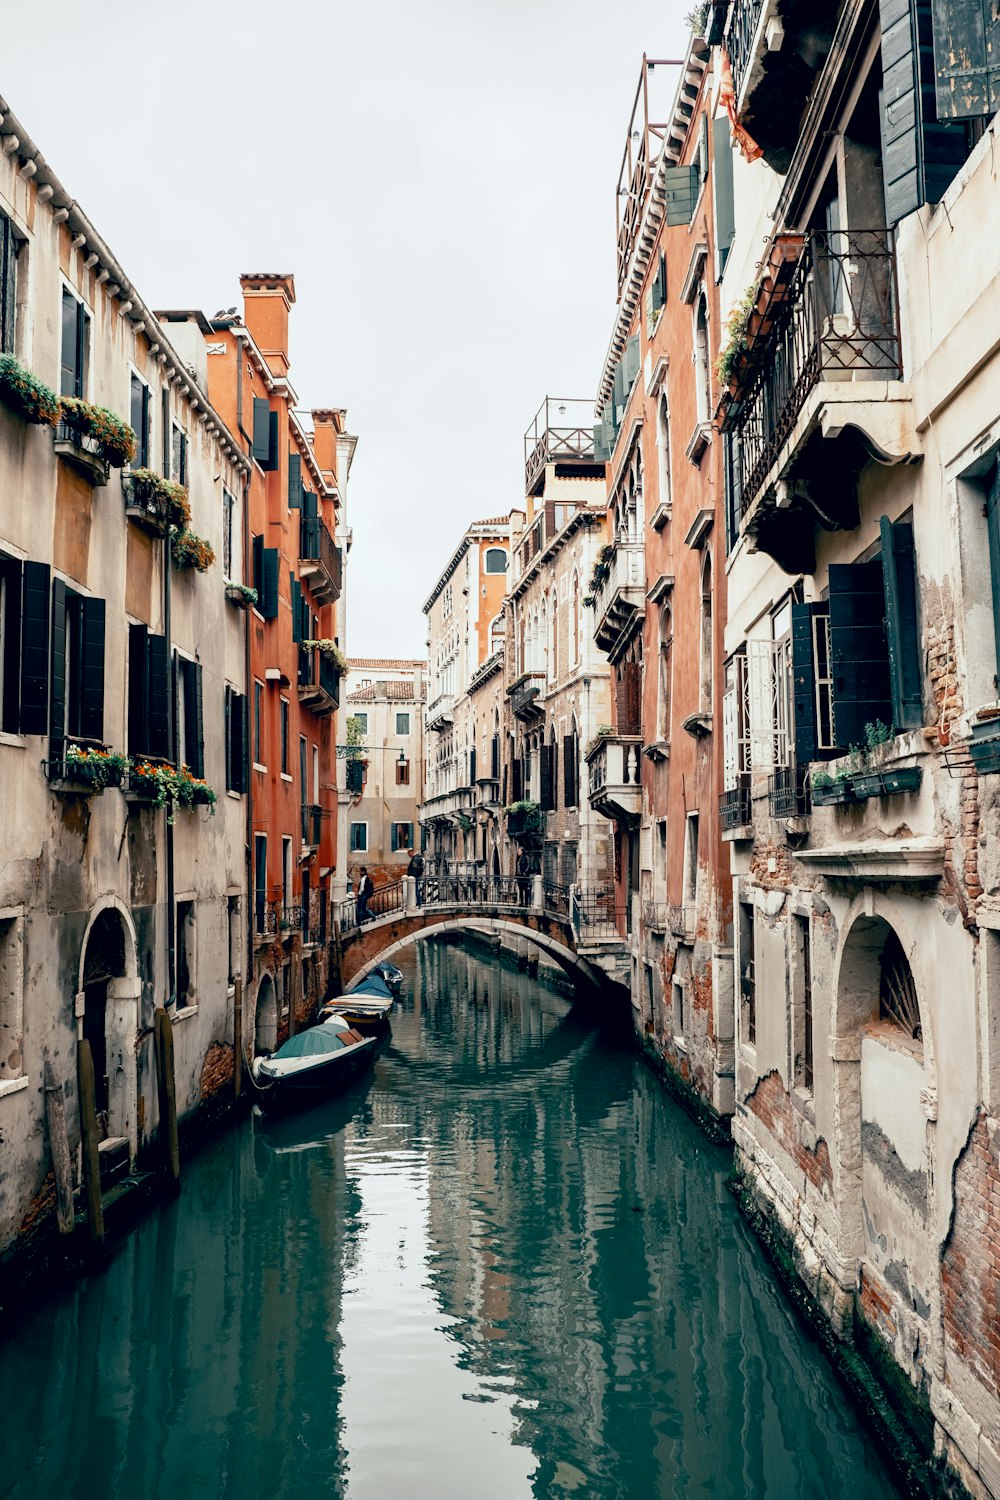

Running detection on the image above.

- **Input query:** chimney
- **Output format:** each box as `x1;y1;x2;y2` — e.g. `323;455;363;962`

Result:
239;273;296;378
311;408;342;485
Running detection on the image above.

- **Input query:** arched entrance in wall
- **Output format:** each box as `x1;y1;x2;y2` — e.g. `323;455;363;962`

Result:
254;972;278;1057
833;902;933;1311
78;899;140;1150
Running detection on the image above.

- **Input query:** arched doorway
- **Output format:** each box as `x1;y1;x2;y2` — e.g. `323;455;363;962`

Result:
78;901;140;1148
255;973;278;1056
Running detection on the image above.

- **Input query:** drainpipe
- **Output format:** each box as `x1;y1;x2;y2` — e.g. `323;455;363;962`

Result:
164;518;176;1007
236;334;255;1019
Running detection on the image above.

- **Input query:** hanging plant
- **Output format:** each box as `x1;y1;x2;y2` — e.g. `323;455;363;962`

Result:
62;743;130;789
303;639;347;673
226;581;259;608
0;355;60;426
58;396;137;467
715;282;761;390
129;760;218;823
125;468;191;535
171;528;216;573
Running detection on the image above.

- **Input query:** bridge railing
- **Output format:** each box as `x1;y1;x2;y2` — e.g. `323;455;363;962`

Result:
572;887;628;941
542;881;570;918
423;872;529;907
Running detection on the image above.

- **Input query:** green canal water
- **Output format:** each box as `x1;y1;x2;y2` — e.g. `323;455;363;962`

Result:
0;940;901;1500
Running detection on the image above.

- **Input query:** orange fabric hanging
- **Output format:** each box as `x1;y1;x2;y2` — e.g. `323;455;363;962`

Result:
719;49;764;163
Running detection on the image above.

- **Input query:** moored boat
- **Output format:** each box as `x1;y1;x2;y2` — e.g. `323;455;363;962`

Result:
250;1016;378;1112
321;971;395;1030
371;960;404;994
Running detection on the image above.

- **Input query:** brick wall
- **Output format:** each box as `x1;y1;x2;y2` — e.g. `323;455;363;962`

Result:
745;1069;834;1193
941;1112;1000;1399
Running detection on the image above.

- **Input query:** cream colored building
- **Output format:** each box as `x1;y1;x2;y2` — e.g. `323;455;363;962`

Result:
343;659;425;884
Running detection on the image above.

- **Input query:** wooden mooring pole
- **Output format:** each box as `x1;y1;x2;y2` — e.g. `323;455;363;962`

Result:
77;1040;105;1245
233;977;243;1100
43;1060;75;1238
154;1008;181;1190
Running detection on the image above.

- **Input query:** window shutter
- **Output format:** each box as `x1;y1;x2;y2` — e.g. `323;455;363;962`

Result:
80;596;106;743
128;623;149;757
252;533;264;597
712;117;735;280
288;452;302;509
663;164;699;225
723;683;740;789
931;0;1000;119
613;361;626;424
512;758;523;802
563;735;577;808
161;388;171;477
593;421;610;463
747;639;775;769
698;112;710;181
791;604;825;765
469;746;477;784
879;0;925;226
1;556;22;733
624;333;640;390
347;759;364;794
182;659;204;777
492;734;500;779
224;686;234;791
268;410;280;472
539;745;553;812
19;561;50;735
880;515;923;729
291;579;303;643
227;689;249;794
391;823;399;853
146;632;171;760
252;398;271;466
48;578;67;760
829;562;894;749
261;547;279;619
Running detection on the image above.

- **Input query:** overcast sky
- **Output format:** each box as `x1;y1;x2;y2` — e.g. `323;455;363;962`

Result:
3;0;688;657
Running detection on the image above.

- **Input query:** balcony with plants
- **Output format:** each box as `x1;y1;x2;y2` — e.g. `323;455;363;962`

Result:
44;742;129;795
124;469;191;538
54;397;136;487
588;540;645;658
298;640;342;716
126;759;218;823
508;671;546;722
718;230;913;575
722;0;840;173
0;354;60;428
809;722;924;808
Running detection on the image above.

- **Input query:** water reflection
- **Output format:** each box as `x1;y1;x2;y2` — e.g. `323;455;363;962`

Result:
0;939;898;1500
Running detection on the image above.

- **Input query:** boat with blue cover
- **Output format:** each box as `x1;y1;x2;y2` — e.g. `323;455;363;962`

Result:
250;1015;378;1111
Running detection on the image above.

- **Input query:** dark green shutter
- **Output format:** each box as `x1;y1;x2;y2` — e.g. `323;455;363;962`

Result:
128;622;148;757
469;746;477;784
663;164;698;225
267;411;279;472
347;759;364;794
1;556;21;733
932;0;1000;118
624;333;640;391
880;515;923;728
182;659;204;776
698;112;710;181
288;452;302;509
539;745;553;812
80;596;106;742
147;633;170;760
291;579;303;643
261;547;279;619
713;117;735;280
252;398;271;465
224;686;233;790
19;561;50;735
563;734;578;808
613;361;626;424
227;689;248;793
512;758;523;802
161;388;171;478
792;603;824;765
829;562;894;749
252;533;264;597
48;578;67;760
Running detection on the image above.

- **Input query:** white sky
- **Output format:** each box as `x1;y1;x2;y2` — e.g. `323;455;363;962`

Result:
3;0;689;656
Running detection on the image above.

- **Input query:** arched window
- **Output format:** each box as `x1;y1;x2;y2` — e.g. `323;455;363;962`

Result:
571;572;580;667
484;547;507;574
700;553;713;714
519;608;526;676
658;604;673;741
879;929;922;1043
657;390;671;517
550;593;559;681
694;292;711;424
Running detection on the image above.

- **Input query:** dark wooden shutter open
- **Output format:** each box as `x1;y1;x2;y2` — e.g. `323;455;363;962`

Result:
224;686;234;791
792;602;823;765
252;533;264;598
268;410;279;472
261;548;279;619
49;578;67;761
880;515;923;729
19;561;50;735
539;745;553;812
227;689;249;793
931;0;1000;119
252;398;272;467
616;661;642;737
829;562;894;748
291;579;303;643
713;116;735;279
469;746;477;785
182;659;204;776
80;596;106;742
128;622;148;757
511;758;523;803
288;452;302;509
1;555;22;734
563;734;578;808
147;633;171;760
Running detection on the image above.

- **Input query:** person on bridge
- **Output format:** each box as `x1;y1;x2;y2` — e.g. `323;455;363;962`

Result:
356;866;374;924
407;847;424;906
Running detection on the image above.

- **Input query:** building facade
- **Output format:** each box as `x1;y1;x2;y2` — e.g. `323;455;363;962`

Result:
343;659;425;887
0;96;249;1257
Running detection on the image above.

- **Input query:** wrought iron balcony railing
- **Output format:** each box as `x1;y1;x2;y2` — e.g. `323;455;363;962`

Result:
726;0;765;102
719;782;752;831
768;765;811;819
726;230;902;527
299;515;342;604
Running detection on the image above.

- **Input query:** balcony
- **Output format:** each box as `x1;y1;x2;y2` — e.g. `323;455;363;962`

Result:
587;734;643;824
725;0;839;173
301;803;324;848
723;230;915;575
299;515;342;605
53;421;109;487
768;765;811;819
426;694;455;733
667;905;696;941
592;541;645;660
508;671;546;722
297;646;339;717
719;781;752;833
523;397;598;496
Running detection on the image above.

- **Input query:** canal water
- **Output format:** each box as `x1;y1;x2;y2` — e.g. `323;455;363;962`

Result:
0;940;900;1500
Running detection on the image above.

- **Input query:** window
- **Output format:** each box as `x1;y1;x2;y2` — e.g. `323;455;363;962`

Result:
350;822;368;852
391;822;413;852
655;392;672;522
222;488;235;580
360;678;371;688
879;929;922;1043
128;623;170;760
171;424;188;487
225;686;249;793
658;605;673;740
60;288;90;398
252;397;279;471
739;903;756;1047
693;291;710;425
571;572;580;667
0;210;17;354
130;374;150;468
300;735;308;804
254;680;264;766
49;583;106;759
352;712;368;736
563;729;579;809
0;551;27;734
795;914;814;1092
0;913;24;1084
645;248;667;332
227;896;241;985
280;697;289;775
312;743;319;801
254;835;267;934
683;814;699;907
700;555;713;714
396;712;410;735
177;656;204;777
484;548;507;574
282;837;293;912
672;979;686;1042
396;757;410;786
176;901;195;1009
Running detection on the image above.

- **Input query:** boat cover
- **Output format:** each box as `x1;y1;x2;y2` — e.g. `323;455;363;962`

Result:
350;974;394;999
274;1028;351;1060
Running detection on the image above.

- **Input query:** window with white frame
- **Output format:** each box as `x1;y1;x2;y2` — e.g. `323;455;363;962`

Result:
60;286;91;398
0;912;24;1084
722;650;751;790
350;822;368;852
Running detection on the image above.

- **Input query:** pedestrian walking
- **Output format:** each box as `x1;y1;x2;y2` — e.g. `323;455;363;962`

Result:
516;851;532;906
407;847;425;906
356;866;374;924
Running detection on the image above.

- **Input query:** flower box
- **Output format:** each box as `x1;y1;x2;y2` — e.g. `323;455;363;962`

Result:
811;779;855;806
53;422;109;487
124;470;191;537
877;766;922;795
0;356;60;426
58;397;136;468
850;772;885;799
171;529;215;573
46;744;128;793
225;582;258;609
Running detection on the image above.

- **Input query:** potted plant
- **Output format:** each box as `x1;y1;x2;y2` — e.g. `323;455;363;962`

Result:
0;355;60;426
51;743;129;791
810;768;855;806
879;766;923;794
125;469;191;535
716;282;760;393
584;724;614;759
171;529;216;573
225;581;259;609
128;760;217;822
505;799;544;842
303;639;347;673
58;396;137;467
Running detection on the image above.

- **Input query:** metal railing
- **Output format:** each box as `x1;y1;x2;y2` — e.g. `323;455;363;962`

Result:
729;231;901;525
591;540;645;639
510;673;545;720
720;782;752;831
572;887;628;941
542;881;570;918
298;646;340;712
726;0;765;101
667;905;696;940
299;515;342;603
301;803;324;846
524;398;595;494
643;900;667;932
768;765;811;818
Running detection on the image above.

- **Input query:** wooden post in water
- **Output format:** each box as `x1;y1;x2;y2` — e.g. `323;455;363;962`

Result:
44;1060;75;1237
233;977;243;1100
288;960;297;1039
77;1040;105;1245
154;1007;181;1189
